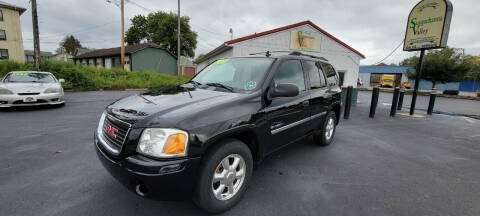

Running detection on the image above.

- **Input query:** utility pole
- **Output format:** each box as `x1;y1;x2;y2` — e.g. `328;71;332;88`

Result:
120;0;125;70
177;0;181;76
31;0;40;71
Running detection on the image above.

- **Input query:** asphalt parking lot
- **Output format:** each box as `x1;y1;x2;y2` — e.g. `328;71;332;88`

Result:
1;91;479;216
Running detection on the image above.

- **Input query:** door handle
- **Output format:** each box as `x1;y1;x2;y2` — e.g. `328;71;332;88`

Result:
301;101;309;106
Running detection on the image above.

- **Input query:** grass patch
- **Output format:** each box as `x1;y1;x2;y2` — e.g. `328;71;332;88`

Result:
0;60;190;91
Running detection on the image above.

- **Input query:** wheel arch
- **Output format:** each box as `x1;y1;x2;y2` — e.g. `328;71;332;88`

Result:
331;103;341;124
201;126;261;164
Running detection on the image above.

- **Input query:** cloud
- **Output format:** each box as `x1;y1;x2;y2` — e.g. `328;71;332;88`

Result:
13;0;479;65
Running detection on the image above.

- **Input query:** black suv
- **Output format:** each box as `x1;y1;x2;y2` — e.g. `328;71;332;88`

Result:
94;52;342;213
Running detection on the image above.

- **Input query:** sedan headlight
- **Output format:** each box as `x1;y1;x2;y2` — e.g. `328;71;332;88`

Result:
44;87;62;94
137;128;189;158
0;88;13;95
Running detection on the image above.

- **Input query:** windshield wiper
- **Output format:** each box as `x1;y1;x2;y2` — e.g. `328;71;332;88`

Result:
186;80;202;87
205;82;234;92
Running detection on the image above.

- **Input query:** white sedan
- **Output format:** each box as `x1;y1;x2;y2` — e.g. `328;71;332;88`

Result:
0;71;65;107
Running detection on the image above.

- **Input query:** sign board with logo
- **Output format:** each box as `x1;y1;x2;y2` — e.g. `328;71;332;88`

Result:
403;0;453;51
290;30;321;52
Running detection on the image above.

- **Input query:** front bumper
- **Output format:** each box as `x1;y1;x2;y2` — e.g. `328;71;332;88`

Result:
0;93;65;107
94;132;201;200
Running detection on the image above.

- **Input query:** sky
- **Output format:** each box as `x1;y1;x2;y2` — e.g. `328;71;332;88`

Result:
12;0;480;65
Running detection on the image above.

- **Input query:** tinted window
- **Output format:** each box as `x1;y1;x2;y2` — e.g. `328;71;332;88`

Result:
320;62;338;87
316;62;327;87
304;61;326;89
273;60;305;92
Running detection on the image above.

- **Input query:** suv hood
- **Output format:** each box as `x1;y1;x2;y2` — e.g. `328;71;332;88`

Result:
2;82;59;93
107;86;242;124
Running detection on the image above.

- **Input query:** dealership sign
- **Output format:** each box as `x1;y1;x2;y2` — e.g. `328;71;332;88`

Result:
403;0;453;51
290;30;321;52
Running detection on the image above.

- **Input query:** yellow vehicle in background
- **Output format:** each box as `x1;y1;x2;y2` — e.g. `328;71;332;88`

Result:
380;75;395;88
401;82;412;89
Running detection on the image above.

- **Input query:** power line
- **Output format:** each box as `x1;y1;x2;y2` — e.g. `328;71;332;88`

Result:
374;39;404;65
125;0;153;12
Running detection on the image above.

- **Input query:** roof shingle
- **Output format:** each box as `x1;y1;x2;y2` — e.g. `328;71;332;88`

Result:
74;43;176;59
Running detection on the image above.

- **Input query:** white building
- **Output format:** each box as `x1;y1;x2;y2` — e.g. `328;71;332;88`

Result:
194;20;365;87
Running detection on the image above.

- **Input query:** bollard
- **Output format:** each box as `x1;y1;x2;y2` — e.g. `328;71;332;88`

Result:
344;86;353;119
369;87;380;118
397;89;405;111
390;87;400;117
427;88;437;115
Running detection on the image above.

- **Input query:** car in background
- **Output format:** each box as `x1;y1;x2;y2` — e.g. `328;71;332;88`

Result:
380;74;395;88
0;71;65;107
401;82;412;89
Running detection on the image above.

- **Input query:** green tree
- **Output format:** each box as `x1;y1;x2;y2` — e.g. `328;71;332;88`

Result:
399;47;470;88
125;12;198;58
57;35;83;57
194;53;205;62
464;56;480;81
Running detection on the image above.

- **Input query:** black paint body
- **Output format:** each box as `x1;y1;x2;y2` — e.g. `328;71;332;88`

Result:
95;55;342;200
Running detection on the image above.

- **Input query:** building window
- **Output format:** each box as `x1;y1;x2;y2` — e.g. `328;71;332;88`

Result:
0;30;5;40
0;49;9;60
0;10;3;21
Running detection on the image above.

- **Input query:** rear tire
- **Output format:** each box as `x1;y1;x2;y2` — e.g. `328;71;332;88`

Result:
313;111;337;146
193;139;253;214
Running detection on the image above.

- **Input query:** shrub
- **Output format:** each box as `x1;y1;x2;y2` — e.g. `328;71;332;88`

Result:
443;90;459;95
0;60;189;91
477;91;480;97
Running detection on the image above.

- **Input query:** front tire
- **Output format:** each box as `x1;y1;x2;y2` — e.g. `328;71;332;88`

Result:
313;111;337;146
194;139;253;214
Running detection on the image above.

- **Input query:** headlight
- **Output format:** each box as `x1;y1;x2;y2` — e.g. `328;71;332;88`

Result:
44;88;62;94
0;88;13;95
137;128;189;158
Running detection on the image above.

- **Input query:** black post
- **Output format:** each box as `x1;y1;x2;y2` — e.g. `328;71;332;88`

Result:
369;87;380;118
344;86;353;119
397;89;405;110
427;88;437;115
410;49;426;115
390;87;400;117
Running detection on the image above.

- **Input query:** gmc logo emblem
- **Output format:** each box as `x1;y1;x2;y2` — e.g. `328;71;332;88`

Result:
105;123;118;139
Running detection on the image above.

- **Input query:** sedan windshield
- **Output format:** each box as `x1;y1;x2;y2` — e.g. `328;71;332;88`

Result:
192;58;274;91
3;72;57;83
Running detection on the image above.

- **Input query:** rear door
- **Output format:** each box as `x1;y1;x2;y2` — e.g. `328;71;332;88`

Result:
264;59;311;153
303;60;329;128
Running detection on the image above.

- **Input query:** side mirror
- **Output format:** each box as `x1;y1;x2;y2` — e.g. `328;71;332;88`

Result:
269;83;299;98
59;79;65;83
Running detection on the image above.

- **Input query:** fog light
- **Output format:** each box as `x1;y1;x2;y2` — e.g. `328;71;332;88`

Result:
159;164;182;173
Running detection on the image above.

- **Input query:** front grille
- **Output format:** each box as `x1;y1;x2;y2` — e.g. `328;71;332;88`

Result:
18;93;40;95
101;115;131;151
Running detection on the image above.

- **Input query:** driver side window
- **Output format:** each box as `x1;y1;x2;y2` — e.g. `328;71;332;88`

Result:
273;60;306;92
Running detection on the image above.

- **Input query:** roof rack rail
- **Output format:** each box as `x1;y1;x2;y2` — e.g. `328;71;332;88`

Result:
249;50;292;57
288;51;328;61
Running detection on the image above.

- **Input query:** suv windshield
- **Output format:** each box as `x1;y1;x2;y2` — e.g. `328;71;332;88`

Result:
3;72;56;83
192;58;274;91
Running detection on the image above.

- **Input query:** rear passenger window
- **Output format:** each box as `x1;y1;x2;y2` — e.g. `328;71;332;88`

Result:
320;62;338;87
304;61;326;89
273;60;306;92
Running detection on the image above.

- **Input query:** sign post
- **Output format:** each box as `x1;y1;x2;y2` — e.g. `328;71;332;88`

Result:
403;0;453;115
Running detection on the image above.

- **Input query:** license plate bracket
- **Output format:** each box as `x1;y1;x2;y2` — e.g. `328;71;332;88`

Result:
23;97;37;103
